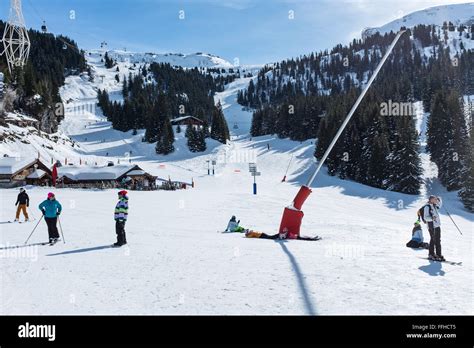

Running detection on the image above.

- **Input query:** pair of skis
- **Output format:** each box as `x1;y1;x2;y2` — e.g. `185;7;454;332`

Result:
419;257;462;266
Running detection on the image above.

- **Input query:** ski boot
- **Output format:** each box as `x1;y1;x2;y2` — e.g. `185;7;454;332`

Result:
436;255;445;262
428;255;437;261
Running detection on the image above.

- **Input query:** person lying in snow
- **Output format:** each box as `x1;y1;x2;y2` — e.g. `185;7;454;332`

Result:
245;227;320;241
224;216;246;232
406;221;428;249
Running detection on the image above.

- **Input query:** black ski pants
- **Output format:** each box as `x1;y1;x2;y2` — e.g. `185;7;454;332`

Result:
427;222;442;257
115;220;127;245
45;217;60;240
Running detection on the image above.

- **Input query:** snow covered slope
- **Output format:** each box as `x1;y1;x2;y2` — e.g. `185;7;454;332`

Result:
1;58;473;315
363;3;474;37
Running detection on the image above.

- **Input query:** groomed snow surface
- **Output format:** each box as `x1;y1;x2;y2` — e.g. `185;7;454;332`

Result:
0;139;472;315
1;40;473;315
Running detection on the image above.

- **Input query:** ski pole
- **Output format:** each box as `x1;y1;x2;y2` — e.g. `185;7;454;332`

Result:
27;207;37;221
442;206;463;235
24;215;43;245
58;216;66;244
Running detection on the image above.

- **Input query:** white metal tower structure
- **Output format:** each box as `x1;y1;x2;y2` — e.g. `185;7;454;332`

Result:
1;0;31;73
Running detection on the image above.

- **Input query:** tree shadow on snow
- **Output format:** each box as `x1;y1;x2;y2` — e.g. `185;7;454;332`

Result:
276;240;317;315
419;261;445;276
47;245;113;256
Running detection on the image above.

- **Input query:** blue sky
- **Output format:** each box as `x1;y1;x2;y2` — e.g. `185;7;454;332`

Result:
0;0;469;65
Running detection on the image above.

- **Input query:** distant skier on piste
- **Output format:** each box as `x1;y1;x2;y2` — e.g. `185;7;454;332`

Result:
38;192;62;244
245;227;320;241
113;190;128;247
14;188;29;222
418;195;444;261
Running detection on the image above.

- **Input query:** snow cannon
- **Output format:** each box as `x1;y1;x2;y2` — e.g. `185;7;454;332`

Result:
278;186;312;236
276;31;406;238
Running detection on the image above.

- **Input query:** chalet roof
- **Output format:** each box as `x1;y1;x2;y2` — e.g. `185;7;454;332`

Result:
171;116;203;124
57;164;149;181
126;169;147;176
27;169;48;179
0;157;37;176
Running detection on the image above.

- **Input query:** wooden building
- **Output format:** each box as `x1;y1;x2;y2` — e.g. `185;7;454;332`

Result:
170;116;204;127
57;164;157;190
0;157;52;188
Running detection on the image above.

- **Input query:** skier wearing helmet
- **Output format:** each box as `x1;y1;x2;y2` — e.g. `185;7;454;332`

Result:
113;190;129;247
38;192;62;244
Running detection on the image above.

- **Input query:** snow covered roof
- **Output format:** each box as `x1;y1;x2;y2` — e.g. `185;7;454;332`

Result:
126;170;146;176
57;165;146;181
27;169;47;179
171;116;203;124
0;157;37;175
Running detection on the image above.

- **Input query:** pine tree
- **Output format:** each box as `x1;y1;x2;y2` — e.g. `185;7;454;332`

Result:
459;120;474;211
186;125;197;151
385;118;423;194
428;90;469;190
195;127;207;152
210;102;230;144
155;118;175;154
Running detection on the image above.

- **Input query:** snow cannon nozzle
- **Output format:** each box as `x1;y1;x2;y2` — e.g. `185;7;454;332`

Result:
292;185;312;210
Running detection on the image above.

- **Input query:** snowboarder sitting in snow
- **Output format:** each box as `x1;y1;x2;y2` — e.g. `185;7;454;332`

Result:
418;195;444;261
114;190;129;247
245;227;319;241
15;187;29;222
38;192;62;244
406;221;428;249
224;215;246;232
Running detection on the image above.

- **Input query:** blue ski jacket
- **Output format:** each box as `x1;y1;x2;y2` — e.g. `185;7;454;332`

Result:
39;199;62;218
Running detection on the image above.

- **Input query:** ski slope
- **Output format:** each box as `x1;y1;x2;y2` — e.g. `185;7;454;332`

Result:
1;46;473;315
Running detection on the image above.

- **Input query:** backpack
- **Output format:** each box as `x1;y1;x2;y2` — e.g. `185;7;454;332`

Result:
417;204;433;223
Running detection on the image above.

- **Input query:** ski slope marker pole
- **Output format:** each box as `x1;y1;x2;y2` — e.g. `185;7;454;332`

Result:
305;30;407;188
24;215;43;245
282;154;293;182
442;206;463;235
58;216;66;243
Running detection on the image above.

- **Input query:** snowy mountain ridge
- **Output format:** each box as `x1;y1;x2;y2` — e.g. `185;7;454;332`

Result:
104;49;234;68
363;2;474;38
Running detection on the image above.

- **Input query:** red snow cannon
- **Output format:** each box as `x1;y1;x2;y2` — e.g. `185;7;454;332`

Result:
278;186;312;236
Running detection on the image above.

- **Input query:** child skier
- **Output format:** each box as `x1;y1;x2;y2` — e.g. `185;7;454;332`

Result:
14;188;29;222
38;192;62;244
114;190;129;247
418;195;444;261
406;221;428;249
224;216;245;232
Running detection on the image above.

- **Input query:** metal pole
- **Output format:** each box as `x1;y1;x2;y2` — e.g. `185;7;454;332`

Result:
24;215;43;245
58;216;66;243
306;30;406;188
442;206;463;235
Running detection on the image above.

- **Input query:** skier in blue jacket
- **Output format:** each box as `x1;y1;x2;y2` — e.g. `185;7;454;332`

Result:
38;192;62;244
